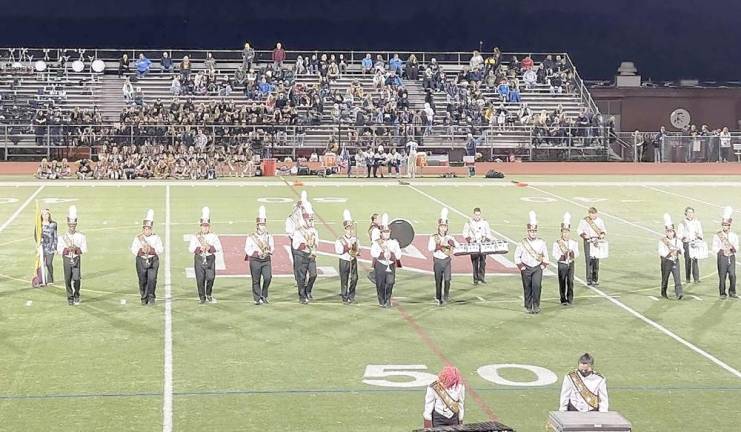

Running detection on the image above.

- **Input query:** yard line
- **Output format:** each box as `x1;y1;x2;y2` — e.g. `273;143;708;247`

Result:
646;185;741;214
0;185;45;233
689;295;704;301
408;184;741;379
163;185;173;432
648;296;660;301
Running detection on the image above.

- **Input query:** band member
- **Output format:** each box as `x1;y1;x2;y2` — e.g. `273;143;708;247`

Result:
40;208;58;285
130;209;164;305
712;206;738;299
659;213;683;300
245;206;274;305
406;139;419;178
367;213;382;284
677;206;703;283
292;201;318;304
371;213;402;308
559;353;609;412
577;207;607;287
514;211;549;314
428;208;458;305
422;366;465;428
463;207;492;284
552;212;579;305
335;209;359;304
56;206;87;305
286;190;308;283
188;207;222;304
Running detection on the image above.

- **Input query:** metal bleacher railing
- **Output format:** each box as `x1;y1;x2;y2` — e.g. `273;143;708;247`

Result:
615;131;741;163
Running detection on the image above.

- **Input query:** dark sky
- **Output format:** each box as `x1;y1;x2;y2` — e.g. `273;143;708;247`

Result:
1;0;738;81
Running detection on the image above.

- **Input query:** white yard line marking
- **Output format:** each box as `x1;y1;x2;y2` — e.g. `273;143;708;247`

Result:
476;296;486;303
0;185;45;233
409;184;741;380
163;185;173;432
120;299;127;305
25;300;32;306
689;295;703;301
644;186;735;211
649;296;660;301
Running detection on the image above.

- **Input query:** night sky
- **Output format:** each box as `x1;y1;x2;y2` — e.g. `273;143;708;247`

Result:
1;0;738;81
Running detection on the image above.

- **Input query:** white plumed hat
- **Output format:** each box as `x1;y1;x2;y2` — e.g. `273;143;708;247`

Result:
256;205;267;224
381;213;390;231
438;207;449;226
300;190;308;205
343;209;353;228
200;206;210;225
722;206;733;225
304;201;314;218
663;213;674;230
143;209;154;228
561;212;571;231
527;210;537;229
67;205;78;224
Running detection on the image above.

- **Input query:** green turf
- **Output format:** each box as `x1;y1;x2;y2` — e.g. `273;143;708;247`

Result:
1;178;740;431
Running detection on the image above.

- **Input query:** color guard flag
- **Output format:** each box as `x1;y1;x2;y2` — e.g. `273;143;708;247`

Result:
31;200;45;287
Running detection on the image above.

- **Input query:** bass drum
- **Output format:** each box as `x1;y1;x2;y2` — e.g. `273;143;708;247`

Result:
389;218;415;248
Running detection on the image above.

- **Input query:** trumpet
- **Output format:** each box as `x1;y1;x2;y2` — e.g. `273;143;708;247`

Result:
349;222;359;258
379;239;393;273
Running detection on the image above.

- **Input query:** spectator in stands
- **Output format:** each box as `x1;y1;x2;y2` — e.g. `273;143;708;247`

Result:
543;55;555;73
405;54;419;80
361;54;373;74
518;103;532;124
136;53;152;78
272;42;286;70
497;79;510;102
389;54;403;74
179;55;192;80
549;72;563;94
204;52;216;74
469;50;484;72
134;87;144;106
523;67;537;89
720;127;732;162
374;55;386;72
295;56;306;74
118;53;130;77
122;77;134;103
521;54;534;71
160;52;173;73
508;79;521;103
242;42;255;70
338;54;348;75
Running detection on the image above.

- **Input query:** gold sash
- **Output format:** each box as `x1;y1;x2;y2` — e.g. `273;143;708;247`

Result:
567;371;600;411
661;237;680;260
585;217;604;237
718;231;734;255
251;233;270;258
430;381;460;414
521;238;544;263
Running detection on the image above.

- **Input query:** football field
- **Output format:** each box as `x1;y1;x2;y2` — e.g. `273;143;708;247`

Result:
0;176;740;432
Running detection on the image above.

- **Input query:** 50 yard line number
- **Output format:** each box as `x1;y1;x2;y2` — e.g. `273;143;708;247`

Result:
362;364;558;388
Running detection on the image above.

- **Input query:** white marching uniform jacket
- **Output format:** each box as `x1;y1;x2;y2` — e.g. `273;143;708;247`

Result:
370;239;402;265
658;237;682;260
130;234;164;256
188;232;223;255
369;225;381;242
577;217;607;239
552;239;579;264
292;228;319;252
677;219;703;243
428;234;459;259
463;219;492;243
423;383;465;421
514;238;549;268
285;213;304;238
57;232;88;256
712;231;739;255
559;372;609;412
335;235;359;261
244;232;275;258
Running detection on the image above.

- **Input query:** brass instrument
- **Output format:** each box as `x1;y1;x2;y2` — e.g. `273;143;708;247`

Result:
302;227;317;258
435;233;454;257
252;232;272;259
378;239;393;273
663;238;681;261
718;231;734;257
138;233;153;266
62;233;80;265
348;222;359;258
196;232;211;265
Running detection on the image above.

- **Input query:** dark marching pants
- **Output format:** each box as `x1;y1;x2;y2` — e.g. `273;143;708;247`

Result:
339;258;358;301
682;241;700;283
520;264;543;311
470;253;486;282
62;256;81;301
290;243;300;283
717;253;736;296
583;240;600;284
249;257;272;301
432;411;461;427
43;253;55;284
295;251;317;301
136;256;159;303
374;261;396;306
660;257;683;298
194;255;216;301
433;256;452;302
558;261;575;304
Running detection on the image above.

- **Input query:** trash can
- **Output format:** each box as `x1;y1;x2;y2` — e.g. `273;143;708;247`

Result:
262;158;277;176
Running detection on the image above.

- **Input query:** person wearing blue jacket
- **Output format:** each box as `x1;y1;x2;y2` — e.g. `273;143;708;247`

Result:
136;53;152;78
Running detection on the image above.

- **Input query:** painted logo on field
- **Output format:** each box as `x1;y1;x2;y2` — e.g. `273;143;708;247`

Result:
183;235;520;278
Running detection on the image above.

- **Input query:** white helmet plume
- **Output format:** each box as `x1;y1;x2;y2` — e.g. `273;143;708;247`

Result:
663;213;673;229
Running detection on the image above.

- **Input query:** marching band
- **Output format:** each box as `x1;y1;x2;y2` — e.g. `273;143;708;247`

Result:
40;199;741;309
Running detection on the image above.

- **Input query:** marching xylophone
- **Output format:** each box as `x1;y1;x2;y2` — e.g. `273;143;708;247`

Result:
689;240;709;259
454;240;509;256
413;421;515;432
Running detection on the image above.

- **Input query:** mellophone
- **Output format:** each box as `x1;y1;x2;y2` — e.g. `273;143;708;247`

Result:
454;240;509;256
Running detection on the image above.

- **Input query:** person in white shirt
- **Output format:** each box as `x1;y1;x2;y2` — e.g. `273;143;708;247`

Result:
577;207;607;287
188;207;223;304
286;191;308;285
292;201;319;304
559;353;609;412
335;210;359;304
406;139;419;178
427;208;459;305
57;206;88;305
245;206;274;305
658;214;683;299
370;213;402;307
677;206;703;284
552;213;579;305
463;207;493;284
712;206;738;299
514;211;549;314
422;365;465;428
131;209;164;305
